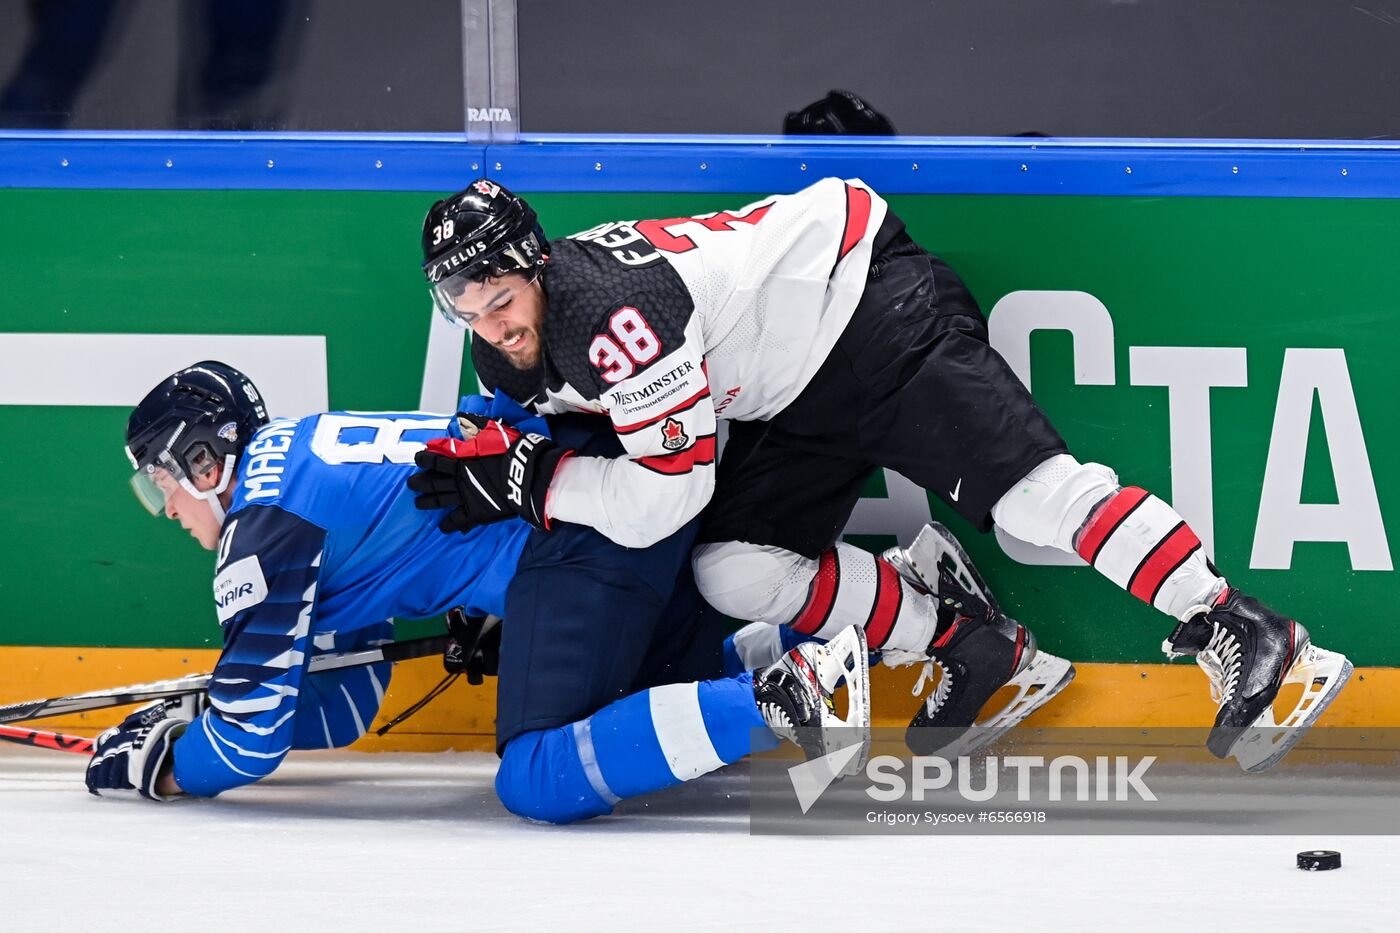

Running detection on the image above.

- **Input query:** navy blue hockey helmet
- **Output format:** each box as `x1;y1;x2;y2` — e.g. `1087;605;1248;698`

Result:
422;178;548;328
125;361;269;522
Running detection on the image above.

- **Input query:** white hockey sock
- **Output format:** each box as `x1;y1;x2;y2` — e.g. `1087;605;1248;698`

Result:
994;455;1226;622
788;543;936;652
693;540;936;653
1072;486;1226;620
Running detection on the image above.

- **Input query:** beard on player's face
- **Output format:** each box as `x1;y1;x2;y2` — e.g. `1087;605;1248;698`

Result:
468;276;545;370
499;325;541;369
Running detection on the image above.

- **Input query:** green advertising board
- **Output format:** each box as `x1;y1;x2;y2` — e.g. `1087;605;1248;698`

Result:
1;137;1396;666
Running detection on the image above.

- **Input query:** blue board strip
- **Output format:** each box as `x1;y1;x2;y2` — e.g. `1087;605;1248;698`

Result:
0;131;486;192
490;134;1400;198
4;130;1400;197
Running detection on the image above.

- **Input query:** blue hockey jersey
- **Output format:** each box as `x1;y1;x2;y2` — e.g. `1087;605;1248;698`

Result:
172;409;531;797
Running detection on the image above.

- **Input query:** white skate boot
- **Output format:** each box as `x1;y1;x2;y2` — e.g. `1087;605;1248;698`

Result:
754;626;871;776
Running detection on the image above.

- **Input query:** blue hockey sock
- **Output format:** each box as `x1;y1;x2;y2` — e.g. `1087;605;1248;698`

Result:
495;673;778;824
723;623;816;677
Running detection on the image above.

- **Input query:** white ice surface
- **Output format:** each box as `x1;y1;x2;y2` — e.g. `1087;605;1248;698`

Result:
2;746;1395;933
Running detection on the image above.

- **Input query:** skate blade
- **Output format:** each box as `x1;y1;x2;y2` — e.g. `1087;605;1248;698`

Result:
899;521;997;610
811;626;872;776
1229;644;1354;773
917;652;1076;759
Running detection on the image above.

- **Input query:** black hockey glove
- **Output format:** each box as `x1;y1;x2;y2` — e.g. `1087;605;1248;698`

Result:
408;414;570;533
443;609;502;685
85;694;204;801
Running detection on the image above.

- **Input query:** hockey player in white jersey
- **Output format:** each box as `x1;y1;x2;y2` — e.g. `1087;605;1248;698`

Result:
412;178;1352;771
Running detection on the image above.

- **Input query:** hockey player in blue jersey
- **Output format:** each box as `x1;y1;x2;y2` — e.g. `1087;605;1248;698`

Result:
84;361;869;822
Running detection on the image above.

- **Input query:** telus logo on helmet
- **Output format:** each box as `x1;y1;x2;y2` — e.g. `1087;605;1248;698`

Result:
428;240;491;282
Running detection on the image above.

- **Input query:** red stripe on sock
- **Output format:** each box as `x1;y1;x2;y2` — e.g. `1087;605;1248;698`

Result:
1075;487;1150;564
792;549;840;636
863;558;903;650
1128;523;1202;604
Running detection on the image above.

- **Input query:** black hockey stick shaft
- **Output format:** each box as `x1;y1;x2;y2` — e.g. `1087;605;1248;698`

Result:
0;634;449;725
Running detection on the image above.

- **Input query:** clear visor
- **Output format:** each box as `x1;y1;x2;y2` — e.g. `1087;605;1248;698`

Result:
129;455;189;517
430;263;542;330
128;448;230;518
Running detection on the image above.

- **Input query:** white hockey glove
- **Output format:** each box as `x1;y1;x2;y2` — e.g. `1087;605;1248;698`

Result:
85;694;204;801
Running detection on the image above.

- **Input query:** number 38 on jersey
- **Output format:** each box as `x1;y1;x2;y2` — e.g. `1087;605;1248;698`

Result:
590;306;662;384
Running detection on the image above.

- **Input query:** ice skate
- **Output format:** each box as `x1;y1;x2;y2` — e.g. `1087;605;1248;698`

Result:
1164;587;1352;772
754;625;871;775
882;522;1074;758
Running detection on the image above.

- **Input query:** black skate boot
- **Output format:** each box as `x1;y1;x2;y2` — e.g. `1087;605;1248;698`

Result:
754;626;870;771
1164;587;1353;771
883;522;1074;758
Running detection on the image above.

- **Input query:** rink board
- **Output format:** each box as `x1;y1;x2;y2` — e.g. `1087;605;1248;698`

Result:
0;135;1397;718
3;644;1395;750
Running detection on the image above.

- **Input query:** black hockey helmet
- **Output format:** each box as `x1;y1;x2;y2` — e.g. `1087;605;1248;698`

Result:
783;90;896;136
422;178;548;328
125;361;269;521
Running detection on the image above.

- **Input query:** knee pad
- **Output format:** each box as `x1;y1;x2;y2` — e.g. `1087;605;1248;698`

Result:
991;454;1119;552
692;541;814;624
495;728;614;825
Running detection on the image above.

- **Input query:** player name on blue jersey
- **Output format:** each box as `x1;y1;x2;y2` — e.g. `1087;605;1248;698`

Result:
175;409;535;798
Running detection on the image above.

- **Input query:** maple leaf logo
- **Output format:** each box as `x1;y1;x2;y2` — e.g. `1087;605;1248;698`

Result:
472;180;500;197
660;417;689;451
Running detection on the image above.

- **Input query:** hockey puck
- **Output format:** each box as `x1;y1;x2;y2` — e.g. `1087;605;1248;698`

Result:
1296;850;1341;871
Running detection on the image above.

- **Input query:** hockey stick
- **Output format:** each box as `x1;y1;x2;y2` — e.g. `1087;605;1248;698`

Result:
0;724;93;755
0;634;450;726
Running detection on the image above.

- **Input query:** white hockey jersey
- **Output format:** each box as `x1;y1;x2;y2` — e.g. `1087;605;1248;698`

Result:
496;177;890;547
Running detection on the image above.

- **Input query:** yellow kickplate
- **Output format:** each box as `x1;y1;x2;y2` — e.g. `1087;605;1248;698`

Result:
1;647;1394;755
870;660;1397;728
0;647;497;752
